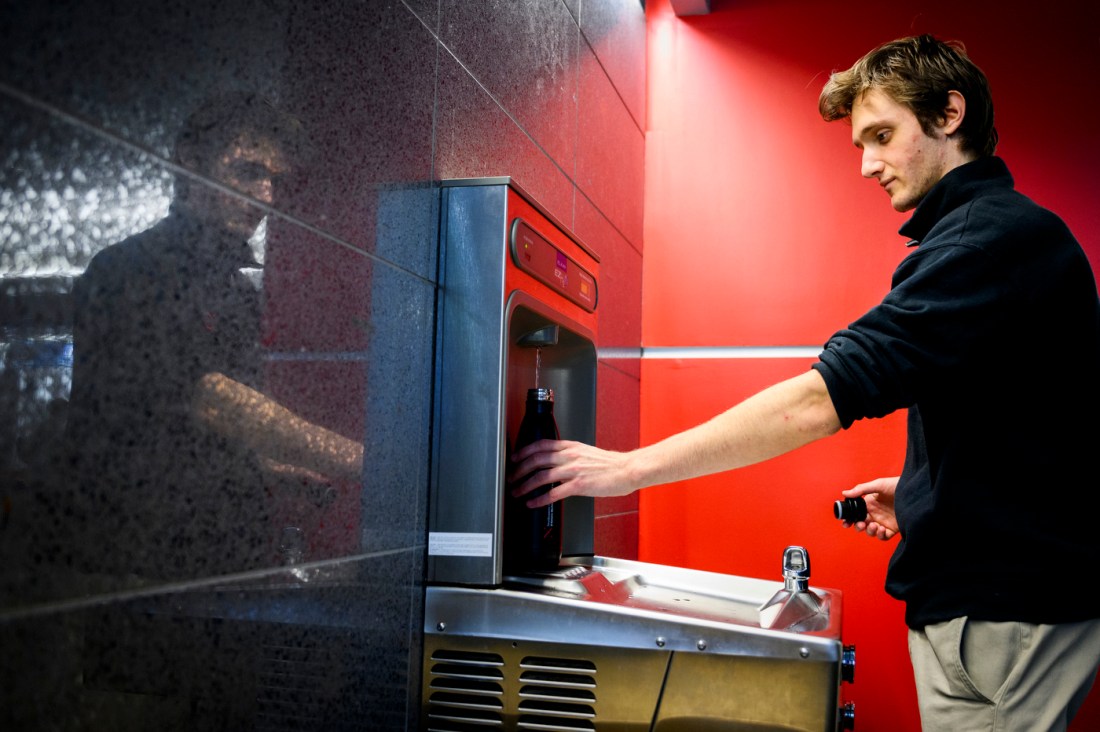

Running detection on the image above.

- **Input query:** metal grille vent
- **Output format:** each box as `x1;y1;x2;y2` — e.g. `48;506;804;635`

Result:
426;651;597;731
516;655;596;731
427;650;505;730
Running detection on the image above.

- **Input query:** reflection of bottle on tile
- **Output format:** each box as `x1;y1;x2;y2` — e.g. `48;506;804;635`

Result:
505;387;563;573
280;525;310;581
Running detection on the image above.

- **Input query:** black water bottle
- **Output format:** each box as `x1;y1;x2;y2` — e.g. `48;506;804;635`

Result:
505;387;563;573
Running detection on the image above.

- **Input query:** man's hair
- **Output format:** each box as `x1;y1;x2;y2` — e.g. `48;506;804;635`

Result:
819;34;997;157
174;91;304;169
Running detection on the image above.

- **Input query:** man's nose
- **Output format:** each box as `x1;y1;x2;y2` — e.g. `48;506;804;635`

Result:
861;151;883;179
253;177;275;204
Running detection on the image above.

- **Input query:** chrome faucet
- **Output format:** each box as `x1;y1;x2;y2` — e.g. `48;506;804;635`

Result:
758;545;826;631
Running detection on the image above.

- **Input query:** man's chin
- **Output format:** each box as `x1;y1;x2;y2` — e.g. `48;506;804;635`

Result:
891;195;918;213
225;217;264;239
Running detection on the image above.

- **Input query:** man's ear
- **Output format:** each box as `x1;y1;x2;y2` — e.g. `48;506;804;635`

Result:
175;144;201;170
941;90;966;136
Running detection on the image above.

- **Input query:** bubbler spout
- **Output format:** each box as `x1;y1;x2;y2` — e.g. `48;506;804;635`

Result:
758;545;827;631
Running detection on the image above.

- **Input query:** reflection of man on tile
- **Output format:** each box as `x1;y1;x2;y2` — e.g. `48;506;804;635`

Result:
64;93;362;579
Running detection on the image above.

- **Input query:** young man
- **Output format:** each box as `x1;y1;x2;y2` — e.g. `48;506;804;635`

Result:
64;93;362;579
512;35;1100;730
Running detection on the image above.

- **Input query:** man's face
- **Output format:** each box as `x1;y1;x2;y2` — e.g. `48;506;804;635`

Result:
187;131;288;239
850;88;955;213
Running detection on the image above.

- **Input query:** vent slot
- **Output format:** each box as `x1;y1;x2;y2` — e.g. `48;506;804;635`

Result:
518;700;595;717
431;691;505;710
517;717;595;731
434;650;507;666
520;686;596;703
519;671;596;688
432;678;504;695
520;657;597;672
433;664;506;682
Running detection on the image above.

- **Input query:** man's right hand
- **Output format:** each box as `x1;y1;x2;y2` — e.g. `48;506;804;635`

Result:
840;476;900;541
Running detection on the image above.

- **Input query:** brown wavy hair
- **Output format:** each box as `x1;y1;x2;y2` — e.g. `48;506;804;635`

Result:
819;34;998;157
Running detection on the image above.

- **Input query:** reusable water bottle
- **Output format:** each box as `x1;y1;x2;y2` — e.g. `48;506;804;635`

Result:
504;387;563;573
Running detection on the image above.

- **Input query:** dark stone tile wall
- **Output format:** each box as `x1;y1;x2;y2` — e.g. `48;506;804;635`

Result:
0;0;644;728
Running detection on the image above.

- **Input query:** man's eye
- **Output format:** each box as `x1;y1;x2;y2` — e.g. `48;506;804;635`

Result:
230;161;272;182
877;131;890;144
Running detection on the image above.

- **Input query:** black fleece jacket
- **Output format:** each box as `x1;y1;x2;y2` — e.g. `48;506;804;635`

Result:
813;156;1100;628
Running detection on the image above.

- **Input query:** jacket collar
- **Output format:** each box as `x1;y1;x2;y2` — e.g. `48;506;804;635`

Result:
898;156;1014;244
161;205;260;271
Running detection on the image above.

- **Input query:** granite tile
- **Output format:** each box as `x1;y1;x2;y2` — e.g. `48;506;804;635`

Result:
1;0;439;281
577;43;645;247
435;50;574;231
439;0;580;177
596;360;640;453
576;190;642;357
403;0;441;33
596;487;639;519
0;0;291;161
280;0;438;279
0;96;173;279
0;551;423;730
580;0;648;128
594;510;639;560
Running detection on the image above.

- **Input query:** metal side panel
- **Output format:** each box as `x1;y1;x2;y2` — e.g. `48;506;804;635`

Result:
422;590;843;731
654;651;841;732
428;183;511;585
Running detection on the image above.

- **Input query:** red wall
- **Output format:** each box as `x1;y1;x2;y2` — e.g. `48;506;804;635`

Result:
641;0;1100;730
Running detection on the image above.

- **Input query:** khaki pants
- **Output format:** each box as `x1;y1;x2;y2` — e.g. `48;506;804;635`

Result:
909;617;1100;731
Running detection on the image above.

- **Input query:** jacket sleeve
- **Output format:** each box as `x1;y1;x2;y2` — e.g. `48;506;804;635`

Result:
813;239;1009;429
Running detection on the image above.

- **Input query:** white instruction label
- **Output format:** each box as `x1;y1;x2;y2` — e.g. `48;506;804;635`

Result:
428;532;494;557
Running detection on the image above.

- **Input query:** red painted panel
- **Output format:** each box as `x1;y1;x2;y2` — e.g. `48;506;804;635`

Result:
642;0;1100;728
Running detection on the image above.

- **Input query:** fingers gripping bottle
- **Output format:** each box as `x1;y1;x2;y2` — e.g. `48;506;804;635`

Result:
505;387;563;573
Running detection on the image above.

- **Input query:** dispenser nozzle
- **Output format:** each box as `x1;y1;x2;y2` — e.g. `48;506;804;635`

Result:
517;325;560;348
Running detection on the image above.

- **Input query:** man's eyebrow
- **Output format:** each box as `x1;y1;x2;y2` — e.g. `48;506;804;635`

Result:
852;124;872;147
853;118;888;144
